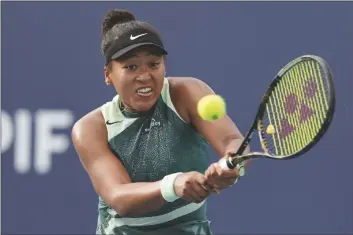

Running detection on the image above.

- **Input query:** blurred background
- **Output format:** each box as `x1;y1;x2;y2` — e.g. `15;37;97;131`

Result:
2;2;353;234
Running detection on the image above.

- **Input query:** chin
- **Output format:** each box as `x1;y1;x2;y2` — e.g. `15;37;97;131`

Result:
133;93;160;111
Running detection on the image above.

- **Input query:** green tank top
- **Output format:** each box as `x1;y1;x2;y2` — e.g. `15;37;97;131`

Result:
96;78;212;235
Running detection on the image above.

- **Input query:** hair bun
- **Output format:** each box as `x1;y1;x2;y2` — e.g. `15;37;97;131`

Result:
102;9;136;36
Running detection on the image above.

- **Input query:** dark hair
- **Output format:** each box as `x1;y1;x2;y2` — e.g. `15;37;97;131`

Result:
101;9;162;57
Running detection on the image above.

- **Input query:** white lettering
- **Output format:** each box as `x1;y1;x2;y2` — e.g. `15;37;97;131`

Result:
1;109;75;175
14;109;32;174
34;109;74;175
1;111;14;153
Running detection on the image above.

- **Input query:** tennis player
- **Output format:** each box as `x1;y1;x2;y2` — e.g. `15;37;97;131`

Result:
72;9;249;235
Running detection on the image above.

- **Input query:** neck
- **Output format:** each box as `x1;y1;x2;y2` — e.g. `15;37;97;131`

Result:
119;100;138;113
119;99;157;118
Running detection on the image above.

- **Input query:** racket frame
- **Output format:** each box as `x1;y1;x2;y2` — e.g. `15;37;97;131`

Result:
225;55;336;169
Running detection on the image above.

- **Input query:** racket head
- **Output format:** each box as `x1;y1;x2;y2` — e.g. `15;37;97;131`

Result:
256;55;335;159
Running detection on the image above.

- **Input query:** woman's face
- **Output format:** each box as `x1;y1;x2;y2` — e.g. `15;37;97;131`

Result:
104;47;166;112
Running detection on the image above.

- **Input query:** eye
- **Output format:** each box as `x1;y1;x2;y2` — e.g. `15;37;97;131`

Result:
149;61;161;68
124;65;137;70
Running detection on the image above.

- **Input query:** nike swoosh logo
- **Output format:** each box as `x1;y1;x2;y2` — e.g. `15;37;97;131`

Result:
106;120;122;125
130;33;148;40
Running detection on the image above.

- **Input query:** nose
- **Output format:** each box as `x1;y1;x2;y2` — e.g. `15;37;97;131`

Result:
136;67;152;82
136;73;151;81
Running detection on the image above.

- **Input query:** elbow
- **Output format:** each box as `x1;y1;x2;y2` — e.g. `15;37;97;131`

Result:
109;191;132;217
118;208;135;217
109;191;155;217
113;207;130;217
111;203;135;217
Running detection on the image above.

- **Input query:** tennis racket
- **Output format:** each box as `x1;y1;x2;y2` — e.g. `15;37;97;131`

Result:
220;55;335;170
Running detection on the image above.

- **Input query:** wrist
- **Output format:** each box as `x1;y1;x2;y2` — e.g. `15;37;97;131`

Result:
160;172;182;202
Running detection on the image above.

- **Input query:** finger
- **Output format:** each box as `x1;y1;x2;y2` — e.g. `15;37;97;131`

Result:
204;168;210;178
194;186;210;202
206;163;220;191
208;164;220;180
205;180;222;195
206;174;232;190
189;186;207;203
209;163;235;181
194;176;211;197
200;170;221;194
197;173;217;192
215;163;238;178
204;183;220;195
215;174;235;189
201;183;220;195
195;181;211;197
200;183;213;192
205;166;221;187
208;180;227;190
205;176;218;190
180;185;202;203
205;164;217;179
195;175;213;199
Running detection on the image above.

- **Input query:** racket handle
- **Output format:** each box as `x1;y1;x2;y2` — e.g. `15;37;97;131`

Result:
218;157;235;170
219;156;245;170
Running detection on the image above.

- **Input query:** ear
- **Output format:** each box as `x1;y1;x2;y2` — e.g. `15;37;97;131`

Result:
104;66;112;85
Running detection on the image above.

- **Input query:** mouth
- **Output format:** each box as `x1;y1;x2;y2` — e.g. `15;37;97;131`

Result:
136;87;153;97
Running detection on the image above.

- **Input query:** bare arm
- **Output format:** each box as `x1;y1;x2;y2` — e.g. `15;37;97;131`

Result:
72;108;166;217
170;77;250;161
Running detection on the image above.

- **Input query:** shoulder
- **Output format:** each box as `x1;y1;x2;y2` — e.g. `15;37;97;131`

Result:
168;77;214;100
71;104;111;156
72;108;106;141
167;77;214;123
168;77;211;90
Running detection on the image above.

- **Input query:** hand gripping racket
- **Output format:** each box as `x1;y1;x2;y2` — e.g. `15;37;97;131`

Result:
220;55;336;171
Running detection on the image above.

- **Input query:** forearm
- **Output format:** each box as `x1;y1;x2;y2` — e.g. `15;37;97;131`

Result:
111;181;166;217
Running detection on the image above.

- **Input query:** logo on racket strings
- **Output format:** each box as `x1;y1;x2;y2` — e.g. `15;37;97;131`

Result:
279;78;318;139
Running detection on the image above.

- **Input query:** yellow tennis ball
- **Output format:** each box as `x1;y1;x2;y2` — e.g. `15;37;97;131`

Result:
197;94;226;121
266;124;275;134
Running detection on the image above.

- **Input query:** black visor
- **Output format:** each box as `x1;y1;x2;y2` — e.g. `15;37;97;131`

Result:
104;27;168;65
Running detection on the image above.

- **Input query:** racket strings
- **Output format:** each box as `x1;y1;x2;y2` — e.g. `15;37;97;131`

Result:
260;60;330;157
